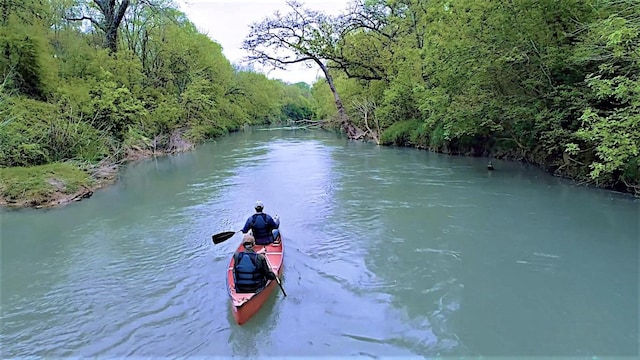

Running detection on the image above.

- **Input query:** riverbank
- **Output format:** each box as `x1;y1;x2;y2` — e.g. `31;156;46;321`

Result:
2;127;636;210
399;139;640;197
0;133;195;210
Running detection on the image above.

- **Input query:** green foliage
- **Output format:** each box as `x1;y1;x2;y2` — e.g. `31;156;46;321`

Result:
89;49;144;91
89;69;148;139
281;103;313;121
569;7;640;187
1;97;53;166
0;22;57;98
230;72;282;124
0;96;110;166
576;107;639;182
379;119;423;146
279;82;314;121
184;124;228;143
307;0;640;192
0;0;323;207
149;95;184;134
7;0;638;200
44;116;109;162
428;124;446;150
180;78;221;125
122;125;153;150
310;79;337;120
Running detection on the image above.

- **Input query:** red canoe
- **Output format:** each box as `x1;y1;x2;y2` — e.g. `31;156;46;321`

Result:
225;236;284;325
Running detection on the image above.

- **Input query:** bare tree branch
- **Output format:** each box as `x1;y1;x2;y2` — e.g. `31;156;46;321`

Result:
64;15;106;31
242;0;365;140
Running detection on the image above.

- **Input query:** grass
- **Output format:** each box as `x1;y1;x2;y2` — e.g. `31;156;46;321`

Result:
379;119;424;146
0;162;93;204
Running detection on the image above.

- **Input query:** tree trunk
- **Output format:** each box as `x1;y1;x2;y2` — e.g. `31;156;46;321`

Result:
317;60;364;140
95;0;130;53
104;27;118;52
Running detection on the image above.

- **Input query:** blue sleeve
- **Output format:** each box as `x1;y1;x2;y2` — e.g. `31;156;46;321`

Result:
241;217;252;233
258;255;277;280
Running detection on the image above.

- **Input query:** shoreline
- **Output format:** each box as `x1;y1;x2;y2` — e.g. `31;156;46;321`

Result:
0;163;116;210
2;133;637;210
0;145;194;210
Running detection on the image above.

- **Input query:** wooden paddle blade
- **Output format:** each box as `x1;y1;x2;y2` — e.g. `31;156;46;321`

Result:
212;231;236;244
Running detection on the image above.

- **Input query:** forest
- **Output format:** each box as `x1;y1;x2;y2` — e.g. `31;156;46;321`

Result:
1;0;638;207
0;0;315;206
293;0;638;196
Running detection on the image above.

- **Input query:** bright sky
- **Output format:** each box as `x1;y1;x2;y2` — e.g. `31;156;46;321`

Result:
178;0;350;85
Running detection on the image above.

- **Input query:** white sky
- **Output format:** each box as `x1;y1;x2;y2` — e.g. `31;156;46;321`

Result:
178;0;350;85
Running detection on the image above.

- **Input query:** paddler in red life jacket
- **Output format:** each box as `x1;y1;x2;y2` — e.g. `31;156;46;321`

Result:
241;201;280;245
233;234;277;293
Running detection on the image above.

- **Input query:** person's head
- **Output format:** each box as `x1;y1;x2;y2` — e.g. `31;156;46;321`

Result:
242;233;255;249
254;200;264;212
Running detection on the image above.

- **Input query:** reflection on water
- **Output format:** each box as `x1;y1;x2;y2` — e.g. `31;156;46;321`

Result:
1;127;638;357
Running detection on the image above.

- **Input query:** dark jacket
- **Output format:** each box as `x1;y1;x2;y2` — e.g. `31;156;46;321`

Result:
241;212;279;245
233;249;277;293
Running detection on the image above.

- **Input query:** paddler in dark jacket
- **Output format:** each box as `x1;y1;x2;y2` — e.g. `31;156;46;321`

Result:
241;200;280;245
233;234;277;293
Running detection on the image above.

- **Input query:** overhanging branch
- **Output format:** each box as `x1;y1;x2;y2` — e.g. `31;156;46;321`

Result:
248;52;316;65
65;15;106;31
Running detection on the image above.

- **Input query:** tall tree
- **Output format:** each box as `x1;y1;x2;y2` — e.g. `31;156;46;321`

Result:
242;0;365;139
66;0;130;52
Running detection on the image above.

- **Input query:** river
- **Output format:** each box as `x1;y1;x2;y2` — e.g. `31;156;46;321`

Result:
1;127;638;358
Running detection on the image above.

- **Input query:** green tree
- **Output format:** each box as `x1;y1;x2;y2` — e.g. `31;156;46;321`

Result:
568;2;640;192
0;0;56;98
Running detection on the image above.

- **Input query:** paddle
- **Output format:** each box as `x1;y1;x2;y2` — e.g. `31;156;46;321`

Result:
272;274;287;297
211;230;239;244
261;248;287;297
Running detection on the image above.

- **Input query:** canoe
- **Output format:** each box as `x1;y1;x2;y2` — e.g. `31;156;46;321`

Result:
225;234;284;325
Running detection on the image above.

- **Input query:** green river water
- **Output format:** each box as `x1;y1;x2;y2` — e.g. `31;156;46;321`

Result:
1;127;638;358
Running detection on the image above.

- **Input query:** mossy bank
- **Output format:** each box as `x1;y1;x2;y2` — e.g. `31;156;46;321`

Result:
0;141;194;209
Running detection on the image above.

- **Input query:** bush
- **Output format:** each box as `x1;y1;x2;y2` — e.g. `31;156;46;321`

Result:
44;117;110;162
0;95;110;167
379;119;423;146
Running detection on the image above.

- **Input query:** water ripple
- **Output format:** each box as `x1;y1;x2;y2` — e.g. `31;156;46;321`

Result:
2;129;638;357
